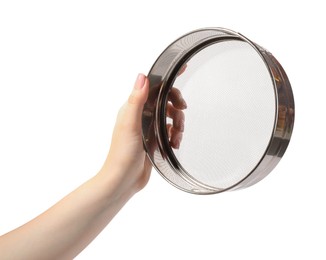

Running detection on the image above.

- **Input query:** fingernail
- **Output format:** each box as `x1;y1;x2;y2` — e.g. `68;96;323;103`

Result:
134;73;146;90
182;99;187;109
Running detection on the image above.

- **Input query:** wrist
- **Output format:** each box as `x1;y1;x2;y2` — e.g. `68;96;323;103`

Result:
95;164;138;204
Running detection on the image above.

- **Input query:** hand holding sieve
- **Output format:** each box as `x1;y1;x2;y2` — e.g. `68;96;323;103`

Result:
142;27;295;194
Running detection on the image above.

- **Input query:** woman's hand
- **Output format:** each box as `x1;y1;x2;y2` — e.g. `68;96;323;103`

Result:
100;74;152;196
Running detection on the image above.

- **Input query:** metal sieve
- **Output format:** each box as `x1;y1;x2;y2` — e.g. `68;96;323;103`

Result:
142;27;294;194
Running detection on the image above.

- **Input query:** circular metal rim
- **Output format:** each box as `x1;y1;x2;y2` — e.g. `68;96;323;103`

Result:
142;27;295;194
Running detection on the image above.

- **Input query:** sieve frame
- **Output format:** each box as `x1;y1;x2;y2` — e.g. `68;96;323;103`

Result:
142;27;295;194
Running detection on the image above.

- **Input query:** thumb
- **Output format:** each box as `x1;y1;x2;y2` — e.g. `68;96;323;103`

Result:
128;74;149;106
120;74;149;132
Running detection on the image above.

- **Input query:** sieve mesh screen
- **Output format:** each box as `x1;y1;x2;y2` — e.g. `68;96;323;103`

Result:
167;40;276;189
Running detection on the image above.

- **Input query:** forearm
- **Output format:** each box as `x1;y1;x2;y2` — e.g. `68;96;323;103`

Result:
0;73;151;259
0;167;134;260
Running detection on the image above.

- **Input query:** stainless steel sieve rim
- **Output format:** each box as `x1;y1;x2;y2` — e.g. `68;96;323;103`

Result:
142;27;295;194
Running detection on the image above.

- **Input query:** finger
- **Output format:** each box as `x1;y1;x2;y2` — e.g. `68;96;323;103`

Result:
177;63;187;76
128;74;149;105
169;127;183;149
166;103;185;132
166;123;183;149
166;124;183;149
117;74;149;132
166;123;173;138
168;88;187;109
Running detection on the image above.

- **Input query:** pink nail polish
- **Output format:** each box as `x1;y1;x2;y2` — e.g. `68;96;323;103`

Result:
134;74;146;89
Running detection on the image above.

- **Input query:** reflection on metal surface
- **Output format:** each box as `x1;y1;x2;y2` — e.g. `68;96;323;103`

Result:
142;28;295;194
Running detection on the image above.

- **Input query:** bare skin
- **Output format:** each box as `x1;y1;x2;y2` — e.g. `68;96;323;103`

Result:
0;73;185;260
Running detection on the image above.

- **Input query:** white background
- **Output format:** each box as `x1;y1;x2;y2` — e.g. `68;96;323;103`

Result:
0;1;325;259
